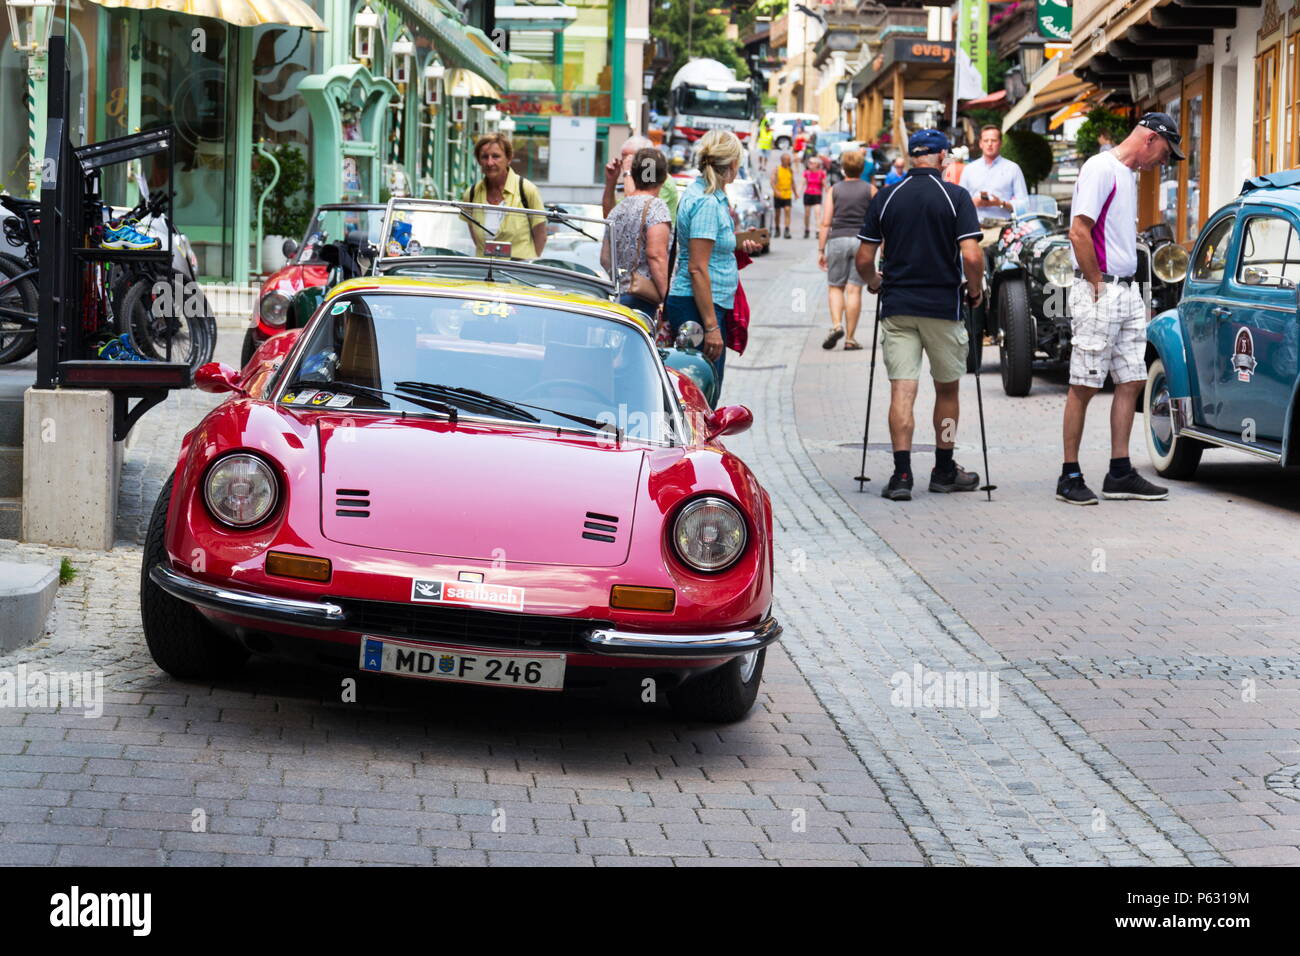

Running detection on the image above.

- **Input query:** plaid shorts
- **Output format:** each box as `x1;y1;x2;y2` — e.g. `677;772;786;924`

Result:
1067;277;1148;388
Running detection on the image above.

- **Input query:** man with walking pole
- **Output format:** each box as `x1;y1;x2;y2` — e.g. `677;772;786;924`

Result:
854;129;987;501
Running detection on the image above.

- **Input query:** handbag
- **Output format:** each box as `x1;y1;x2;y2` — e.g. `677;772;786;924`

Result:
627;198;663;304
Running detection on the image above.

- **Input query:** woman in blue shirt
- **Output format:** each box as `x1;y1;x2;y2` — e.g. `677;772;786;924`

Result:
664;129;760;394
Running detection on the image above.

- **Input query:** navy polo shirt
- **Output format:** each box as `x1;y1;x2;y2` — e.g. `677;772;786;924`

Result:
857;166;982;321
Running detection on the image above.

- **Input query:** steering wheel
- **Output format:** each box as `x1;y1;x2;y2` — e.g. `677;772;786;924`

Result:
518;378;610;404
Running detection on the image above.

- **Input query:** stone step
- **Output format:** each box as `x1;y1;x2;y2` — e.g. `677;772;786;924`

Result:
0;559;57;653
0;496;18;541
0;398;21;447
0;447;19;498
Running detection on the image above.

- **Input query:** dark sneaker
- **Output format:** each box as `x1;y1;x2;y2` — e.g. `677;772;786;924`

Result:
1102;470;1168;500
784;228;791;238
882;472;913;501
1056;473;1098;506
822;327;844;349
929;463;979;493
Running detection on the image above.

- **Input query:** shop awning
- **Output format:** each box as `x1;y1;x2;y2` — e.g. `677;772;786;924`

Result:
84;0;325;30
398;0;508;90
445;68;500;102
1000;56;1062;132
962;89;1007;110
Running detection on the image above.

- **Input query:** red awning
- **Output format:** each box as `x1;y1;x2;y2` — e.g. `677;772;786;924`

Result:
961;89;1008;109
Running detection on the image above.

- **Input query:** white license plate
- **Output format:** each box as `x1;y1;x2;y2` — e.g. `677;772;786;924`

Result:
359;636;565;691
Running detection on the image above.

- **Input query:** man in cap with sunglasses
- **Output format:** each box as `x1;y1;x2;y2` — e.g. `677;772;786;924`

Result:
1057;112;1184;506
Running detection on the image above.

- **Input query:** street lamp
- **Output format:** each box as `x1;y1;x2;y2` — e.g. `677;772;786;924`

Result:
353;2;379;67
5;0;55;52
6;0;55;197
390;28;414;88
793;2;824;115
500;113;516;136
423;57;444;107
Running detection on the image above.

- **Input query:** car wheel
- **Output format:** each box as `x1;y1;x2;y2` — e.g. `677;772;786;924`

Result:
1144;357;1205;479
669;648;766;723
775;136;790;150
239;327;258;368
140;472;249;679
997;279;1034;396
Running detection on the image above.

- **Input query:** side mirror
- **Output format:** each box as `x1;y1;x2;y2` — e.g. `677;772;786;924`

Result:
1242;265;1266;286
704;404;753;441
281;238;299;259
194;362;245;395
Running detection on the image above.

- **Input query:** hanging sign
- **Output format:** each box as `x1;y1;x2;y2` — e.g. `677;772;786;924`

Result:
1037;0;1072;42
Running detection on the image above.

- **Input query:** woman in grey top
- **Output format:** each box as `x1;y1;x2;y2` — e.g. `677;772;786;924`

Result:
817;149;875;350
602;148;671;317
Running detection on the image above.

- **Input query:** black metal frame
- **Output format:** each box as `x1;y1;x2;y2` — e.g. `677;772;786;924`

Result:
35;35;190;438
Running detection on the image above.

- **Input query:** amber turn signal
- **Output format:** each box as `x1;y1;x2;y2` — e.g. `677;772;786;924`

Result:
609;585;675;612
266;551;332;582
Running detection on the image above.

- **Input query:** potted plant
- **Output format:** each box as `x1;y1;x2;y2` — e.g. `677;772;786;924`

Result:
251;142;313;273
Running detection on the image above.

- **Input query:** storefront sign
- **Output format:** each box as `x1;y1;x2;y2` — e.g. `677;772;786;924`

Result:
958;0;989;89
499;91;611;118
1036;0;1071;42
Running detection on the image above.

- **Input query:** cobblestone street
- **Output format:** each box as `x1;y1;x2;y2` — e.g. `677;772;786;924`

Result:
1;236;1297;866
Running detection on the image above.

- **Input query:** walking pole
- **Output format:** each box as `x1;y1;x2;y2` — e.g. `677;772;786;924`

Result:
854;290;883;491
966;289;997;501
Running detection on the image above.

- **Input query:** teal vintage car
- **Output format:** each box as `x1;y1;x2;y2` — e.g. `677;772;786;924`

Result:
1145;169;1300;478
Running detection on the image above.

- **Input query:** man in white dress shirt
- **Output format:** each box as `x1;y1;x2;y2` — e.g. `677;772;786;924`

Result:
959;125;1029;244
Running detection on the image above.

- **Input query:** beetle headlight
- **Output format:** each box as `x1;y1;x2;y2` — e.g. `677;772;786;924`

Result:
259;290;290;327
204;454;279;528
1153;243;1189;283
672;497;747;572
1043;246;1074;288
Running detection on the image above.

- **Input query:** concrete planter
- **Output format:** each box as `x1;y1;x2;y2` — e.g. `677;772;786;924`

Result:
261;235;289;274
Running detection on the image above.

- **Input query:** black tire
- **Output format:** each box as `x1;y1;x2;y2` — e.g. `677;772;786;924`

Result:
669;648;766;723
1144;356;1206;479
997;279;1034;396
240;327;259;368
140;473;249;679
119;277;207;370
775;136;791;150
0;253;37;365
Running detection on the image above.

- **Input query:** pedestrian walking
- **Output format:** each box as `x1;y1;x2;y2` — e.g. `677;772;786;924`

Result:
959;125;1029;246
818;148;875;350
602;147;671;316
1056;113;1184;506
461;132;547;259
664;130;762;398
756;116;774;172
883;156;906;186
854;129;987;501
770;152;797;238
603;134;679;224
802;156;826;238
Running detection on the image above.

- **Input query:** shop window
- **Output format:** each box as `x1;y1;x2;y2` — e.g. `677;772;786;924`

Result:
1255;44;1280;176
502;0;613;119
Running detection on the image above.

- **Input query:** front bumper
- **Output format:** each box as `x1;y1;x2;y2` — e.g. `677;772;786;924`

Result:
151;566;781;659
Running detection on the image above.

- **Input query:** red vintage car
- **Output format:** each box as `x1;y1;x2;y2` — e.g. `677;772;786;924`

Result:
142;276;780;721
241;204;386;366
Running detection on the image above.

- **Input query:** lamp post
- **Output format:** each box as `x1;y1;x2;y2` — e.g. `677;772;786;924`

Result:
6;0;56;198
387;27;413;167
353;2;379;67
793;3;824;115
419;56;445;198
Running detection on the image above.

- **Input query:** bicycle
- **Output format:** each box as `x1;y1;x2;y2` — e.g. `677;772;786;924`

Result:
0;193;40;364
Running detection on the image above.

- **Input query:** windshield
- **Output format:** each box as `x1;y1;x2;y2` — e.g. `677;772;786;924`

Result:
681;87;753;120
297;207;384;264
1012;195;1060;220
283;292;671;441
378;199;615;281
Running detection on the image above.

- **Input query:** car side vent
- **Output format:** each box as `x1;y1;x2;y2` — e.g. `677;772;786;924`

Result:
336;488;371;518
582;511;619;543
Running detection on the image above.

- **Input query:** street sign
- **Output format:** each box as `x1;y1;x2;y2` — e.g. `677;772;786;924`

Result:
1037;0;1072;41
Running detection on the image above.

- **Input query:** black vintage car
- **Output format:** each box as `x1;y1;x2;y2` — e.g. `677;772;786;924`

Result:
973;195;1189;396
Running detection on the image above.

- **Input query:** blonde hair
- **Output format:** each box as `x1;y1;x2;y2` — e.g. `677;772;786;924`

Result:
695;129;744;193
841;149;865;178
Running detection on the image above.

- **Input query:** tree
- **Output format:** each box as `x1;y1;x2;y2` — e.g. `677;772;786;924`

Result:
1076;107;1131;160
251;142;313;239
1001;129;1054;192
649;0;750;112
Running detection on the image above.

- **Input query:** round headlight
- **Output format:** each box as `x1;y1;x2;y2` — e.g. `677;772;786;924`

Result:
1043;246;1074;288
259;290;290;327
204;454;279;528
675;320;705;350
672;497;747;572
1153;243;1189;283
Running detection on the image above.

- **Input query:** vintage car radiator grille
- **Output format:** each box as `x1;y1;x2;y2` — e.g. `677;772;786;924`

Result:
331;597;613;650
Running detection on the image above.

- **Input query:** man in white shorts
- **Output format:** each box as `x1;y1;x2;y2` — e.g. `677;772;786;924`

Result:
1057;112;1183;505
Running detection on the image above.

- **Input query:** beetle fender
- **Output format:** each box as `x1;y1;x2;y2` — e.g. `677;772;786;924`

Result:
1145;309;1193;397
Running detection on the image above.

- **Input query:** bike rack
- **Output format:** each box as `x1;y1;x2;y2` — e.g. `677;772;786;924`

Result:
35;35;190;439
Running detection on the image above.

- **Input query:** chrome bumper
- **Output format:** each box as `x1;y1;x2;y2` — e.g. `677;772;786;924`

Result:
152;566;781;659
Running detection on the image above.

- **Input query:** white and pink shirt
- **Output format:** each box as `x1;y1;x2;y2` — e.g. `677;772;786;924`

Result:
1070;150;1138;278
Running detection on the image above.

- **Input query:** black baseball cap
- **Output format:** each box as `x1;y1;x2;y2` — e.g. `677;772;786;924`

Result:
1137;112;1185;161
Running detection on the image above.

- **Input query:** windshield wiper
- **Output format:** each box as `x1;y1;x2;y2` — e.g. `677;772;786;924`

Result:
393;381;618;439
283;379;458;422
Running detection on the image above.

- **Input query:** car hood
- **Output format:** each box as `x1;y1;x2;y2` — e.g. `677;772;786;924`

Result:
316;417;645;567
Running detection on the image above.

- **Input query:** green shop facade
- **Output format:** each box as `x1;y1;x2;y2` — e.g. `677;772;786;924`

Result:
0;0;506;283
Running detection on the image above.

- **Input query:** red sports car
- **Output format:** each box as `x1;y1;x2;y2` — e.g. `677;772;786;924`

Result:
142;276;780;721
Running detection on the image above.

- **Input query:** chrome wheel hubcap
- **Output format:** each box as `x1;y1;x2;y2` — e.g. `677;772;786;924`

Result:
737;650;759;683
1151;378;1173;449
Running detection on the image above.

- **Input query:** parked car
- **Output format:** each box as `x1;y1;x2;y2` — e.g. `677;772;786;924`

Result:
142;274;780;721
241;203;385;366
765;113;821;151
725;177;771;254
1144;169;1300;479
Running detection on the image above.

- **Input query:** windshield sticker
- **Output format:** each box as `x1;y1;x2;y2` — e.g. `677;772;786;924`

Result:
325;393;353;408
463;299;514;317
1232;328;1257;382
410;578;525;612
330;302;348;314
281;392;298;405
309;391;335;406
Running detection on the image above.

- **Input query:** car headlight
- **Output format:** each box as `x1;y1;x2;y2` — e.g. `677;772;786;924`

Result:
259;290;290;327
1043;246;1074;288
1153;242;1189;283
204;454;279;528
672;497;747;572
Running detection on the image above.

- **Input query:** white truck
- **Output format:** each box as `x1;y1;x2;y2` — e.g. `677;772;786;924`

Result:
667;58;760;148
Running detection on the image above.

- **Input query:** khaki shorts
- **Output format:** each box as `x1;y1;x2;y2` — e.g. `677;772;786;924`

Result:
882;314;968;384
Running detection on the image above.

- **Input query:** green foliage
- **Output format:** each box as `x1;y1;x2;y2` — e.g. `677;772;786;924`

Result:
1001;129;1054;190
58;557;76;586
734;0;788;33
251;142;313;239
649;0;751;112
1075;107;1131;160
